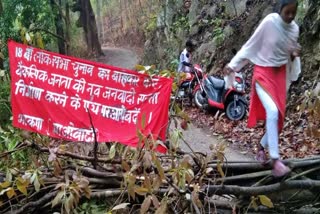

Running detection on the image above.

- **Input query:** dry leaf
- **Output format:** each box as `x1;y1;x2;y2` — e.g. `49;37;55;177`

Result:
112;203;130;211
258;195;274;208
140;196;152;214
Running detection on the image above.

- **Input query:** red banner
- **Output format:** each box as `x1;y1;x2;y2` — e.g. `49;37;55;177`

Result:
8;41;172;152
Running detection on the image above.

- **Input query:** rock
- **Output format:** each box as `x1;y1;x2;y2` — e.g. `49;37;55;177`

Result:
261;5;274;18
207;5;218;19
204;32;212;41
313;82;320;96
197;41;216;58
144;39;151;48
188;0;202;26
223;25;234;38
223;0;247;17
190;25;200;36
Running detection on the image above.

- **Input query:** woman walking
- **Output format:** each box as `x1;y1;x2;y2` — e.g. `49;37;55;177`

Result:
224;0;301;177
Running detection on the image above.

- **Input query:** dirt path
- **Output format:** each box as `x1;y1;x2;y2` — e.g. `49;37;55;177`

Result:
97;47;139;69
98;46;253;161
175;122;253;161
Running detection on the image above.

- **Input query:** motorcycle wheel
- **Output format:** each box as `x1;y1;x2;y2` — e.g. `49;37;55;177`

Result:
226;100;246;121
194;89;205;109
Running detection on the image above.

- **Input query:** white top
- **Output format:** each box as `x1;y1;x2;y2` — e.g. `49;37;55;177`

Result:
178;48;192;72
227;13;301;90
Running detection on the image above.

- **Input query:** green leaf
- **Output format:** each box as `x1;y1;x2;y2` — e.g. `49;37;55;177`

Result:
135;65;146;71
35;32;44;49
258;195;274;208
17;184;28;196
109;144;116;159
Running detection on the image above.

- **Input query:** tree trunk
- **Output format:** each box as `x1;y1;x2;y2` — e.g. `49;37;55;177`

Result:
50;0;66;54
65;1;71;55
73;0;104;56
95;0;103;42
0;0;3;69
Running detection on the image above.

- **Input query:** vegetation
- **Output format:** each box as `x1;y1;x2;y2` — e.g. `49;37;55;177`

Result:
0;0;319;213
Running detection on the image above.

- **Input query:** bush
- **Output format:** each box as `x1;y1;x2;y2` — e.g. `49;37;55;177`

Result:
0;74;11;125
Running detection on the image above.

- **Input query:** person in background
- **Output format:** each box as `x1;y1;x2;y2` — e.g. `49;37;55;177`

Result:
178;40;195;78
224;0;301;177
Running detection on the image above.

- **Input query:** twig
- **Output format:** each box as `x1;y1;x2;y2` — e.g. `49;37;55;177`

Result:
86;108;99;169
191;194;201;214
29;27;66;42
252;174;273;187
180;136;202;169
0;142;30;158
286;166;320;181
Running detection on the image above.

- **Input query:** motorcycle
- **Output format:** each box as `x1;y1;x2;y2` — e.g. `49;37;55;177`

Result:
174;64;204;105
193;72;247;121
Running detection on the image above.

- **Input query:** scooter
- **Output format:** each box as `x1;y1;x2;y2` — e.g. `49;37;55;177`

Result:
174;64;204;105
193;72;247;121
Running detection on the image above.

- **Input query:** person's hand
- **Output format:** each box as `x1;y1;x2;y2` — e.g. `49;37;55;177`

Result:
291;43;301;58
223;65;234;75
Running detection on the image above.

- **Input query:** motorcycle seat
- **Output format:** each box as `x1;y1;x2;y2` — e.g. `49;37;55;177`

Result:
208;76;225;89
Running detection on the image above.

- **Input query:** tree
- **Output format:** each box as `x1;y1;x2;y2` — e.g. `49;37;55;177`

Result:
0;0;3;69
72;0;104;56
50;0;66;54
95;0;103;42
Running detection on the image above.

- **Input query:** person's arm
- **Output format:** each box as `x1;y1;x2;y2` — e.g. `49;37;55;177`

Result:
182;61;192;67
227;15;271;72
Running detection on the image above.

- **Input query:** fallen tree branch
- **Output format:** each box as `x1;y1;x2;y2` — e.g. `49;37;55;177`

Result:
208;155;320;164
89;188;168;199
34;144;121;164
208;158;320;172
68;166;122;179
86;108;99;169
206;180;320;196
10;191;58;214
215;170;271;183
87;177;122;187
286;166;320;181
